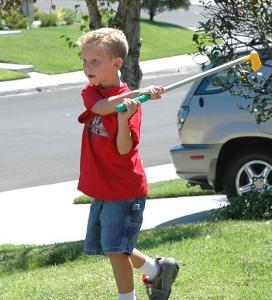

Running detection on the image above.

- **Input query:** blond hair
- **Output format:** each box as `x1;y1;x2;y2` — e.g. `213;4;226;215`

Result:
78;27;129;61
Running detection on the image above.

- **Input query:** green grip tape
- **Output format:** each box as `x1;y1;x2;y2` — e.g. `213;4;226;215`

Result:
115;94;151;112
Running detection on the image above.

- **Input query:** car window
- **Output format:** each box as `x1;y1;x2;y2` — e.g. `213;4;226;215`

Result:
194;69;236;95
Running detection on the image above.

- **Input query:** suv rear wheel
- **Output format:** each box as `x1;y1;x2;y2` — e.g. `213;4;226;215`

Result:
224;148;272;199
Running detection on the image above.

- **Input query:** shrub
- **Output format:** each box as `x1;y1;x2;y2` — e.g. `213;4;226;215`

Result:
56;8;75;25
33;6;42;21
1;8;29;29
39;12;57;27
33;7;75;27
0;18;9;30
211;191;272;221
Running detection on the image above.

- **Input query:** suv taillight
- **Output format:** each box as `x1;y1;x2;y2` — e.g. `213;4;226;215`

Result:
177;106;190;131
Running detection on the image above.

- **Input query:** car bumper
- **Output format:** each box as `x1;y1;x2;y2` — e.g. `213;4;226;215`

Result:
170;144;219;186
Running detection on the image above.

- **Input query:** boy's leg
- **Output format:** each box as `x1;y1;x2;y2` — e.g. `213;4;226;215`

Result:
107;252;135;294
100;198;146;298
130;248;145;268
131;249;160;279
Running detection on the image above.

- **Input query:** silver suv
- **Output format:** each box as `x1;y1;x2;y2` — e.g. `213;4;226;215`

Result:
170;49;272;199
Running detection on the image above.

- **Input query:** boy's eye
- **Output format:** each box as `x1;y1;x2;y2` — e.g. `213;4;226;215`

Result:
82;58;100;67
83;59;91;66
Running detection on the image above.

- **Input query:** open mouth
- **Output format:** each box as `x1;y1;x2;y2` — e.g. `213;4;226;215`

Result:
88;75;96;79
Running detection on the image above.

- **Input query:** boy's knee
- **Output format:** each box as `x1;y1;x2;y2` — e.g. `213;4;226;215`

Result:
107;252;129;260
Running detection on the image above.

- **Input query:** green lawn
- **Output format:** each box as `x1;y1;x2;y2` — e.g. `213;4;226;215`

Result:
148;179;216;199
0;69;29;81
74;179;216;204
0;26;82;75
0;221;271;299
0;20;196;76
140;19;196;60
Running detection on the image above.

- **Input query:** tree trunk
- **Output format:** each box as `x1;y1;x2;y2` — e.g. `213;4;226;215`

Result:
149;8;155;21
85;0;102;29
111;0;142;89
21;0;34;23
109;0;128;28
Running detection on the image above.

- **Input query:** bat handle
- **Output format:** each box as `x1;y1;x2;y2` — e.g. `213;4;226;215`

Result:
115;94;151;112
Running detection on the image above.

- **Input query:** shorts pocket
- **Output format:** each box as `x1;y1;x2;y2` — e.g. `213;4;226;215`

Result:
127;198;146;228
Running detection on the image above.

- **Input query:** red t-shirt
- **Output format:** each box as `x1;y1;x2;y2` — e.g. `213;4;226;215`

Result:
77;82;148;200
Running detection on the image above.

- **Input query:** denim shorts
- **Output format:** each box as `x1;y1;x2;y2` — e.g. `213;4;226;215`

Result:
84;196;146;256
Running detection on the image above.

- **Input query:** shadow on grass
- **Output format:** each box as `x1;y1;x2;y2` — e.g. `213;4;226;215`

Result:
141;18;192;31
156;210;212;227
137;222;214;250
0;241;84;274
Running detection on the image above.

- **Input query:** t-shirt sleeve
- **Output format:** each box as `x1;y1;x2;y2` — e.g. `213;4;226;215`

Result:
129;106;142;147
81;84;101;110
78;84;101;124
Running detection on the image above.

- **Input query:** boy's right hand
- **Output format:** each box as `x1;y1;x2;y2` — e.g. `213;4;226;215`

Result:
117;98;139;122
139;85;166;100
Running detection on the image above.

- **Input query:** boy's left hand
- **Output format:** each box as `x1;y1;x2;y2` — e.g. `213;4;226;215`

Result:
118;98;139;122
139;85;166;100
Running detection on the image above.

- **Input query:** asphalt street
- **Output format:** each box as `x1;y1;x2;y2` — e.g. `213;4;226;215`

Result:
0;73;195;192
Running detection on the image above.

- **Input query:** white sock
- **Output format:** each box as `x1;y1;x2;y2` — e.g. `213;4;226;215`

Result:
118;290;136;300
138;256;160;280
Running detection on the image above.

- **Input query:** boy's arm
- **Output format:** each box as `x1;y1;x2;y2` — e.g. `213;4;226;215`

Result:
116;99;139;155
91;90;139;116
91;85;165;116
116;85;165;154
117;118;133;155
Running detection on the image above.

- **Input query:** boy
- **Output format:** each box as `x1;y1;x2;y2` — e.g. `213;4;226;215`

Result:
77;27;179;300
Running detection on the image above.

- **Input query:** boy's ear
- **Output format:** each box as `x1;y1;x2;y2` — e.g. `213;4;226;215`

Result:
113;58;123;70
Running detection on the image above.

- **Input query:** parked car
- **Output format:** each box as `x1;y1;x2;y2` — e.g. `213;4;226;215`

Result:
170;47;272;199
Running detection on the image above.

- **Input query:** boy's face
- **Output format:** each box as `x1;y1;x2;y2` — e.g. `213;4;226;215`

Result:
81;45;122;88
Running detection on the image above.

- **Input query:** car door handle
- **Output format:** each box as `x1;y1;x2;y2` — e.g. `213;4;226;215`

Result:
199;97;204;108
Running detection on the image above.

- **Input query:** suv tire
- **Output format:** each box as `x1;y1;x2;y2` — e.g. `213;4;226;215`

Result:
224;147;272;199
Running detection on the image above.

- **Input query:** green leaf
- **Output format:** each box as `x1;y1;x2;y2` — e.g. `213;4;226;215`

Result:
80;25;86;31
68;41;73;49
192;33;199;44
81;15;89;22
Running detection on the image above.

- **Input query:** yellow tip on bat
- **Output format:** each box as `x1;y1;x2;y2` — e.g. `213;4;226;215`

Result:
242;51;262;72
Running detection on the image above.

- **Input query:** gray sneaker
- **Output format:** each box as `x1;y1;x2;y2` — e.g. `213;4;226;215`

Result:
142;257;180;300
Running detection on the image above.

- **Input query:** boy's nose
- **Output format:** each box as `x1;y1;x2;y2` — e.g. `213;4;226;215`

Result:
83;61;92;69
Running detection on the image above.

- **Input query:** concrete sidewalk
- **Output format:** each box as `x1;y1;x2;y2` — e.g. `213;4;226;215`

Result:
0;54;201;97
0;164;227;245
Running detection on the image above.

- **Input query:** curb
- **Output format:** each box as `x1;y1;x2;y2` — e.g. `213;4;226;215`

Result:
0;63;34;73
0;71;87;97
0;82;85;98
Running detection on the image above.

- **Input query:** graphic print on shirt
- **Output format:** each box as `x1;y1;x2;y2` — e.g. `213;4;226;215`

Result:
87;116;110;137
